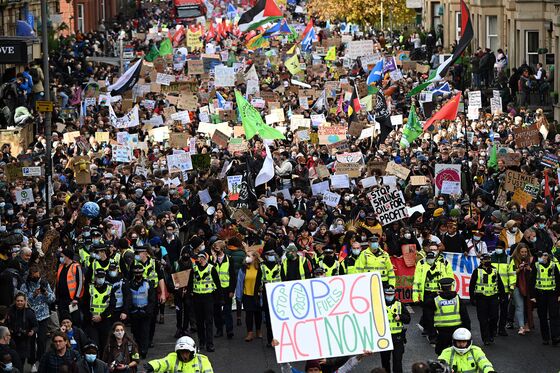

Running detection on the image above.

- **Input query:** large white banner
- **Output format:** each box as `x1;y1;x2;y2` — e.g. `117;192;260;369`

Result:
266;273;393;363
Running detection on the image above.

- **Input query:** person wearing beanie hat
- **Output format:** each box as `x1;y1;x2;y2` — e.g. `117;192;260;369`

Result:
499;220;522;250
56;248;84;327
433;208;445;218
281;243;311;281
465;229;488;257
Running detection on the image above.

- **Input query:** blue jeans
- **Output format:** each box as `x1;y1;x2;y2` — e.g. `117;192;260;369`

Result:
512;287;525;328
59;92;69;108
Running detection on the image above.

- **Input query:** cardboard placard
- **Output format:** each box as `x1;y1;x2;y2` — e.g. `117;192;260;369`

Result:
212;130;230;148
504;170;538;192
513;125;540;148
410;175;428;185
172;269;191;289
512;189;533;208
386;161;410;180
188;60;204;75
335;162;361;178
169;133;190;149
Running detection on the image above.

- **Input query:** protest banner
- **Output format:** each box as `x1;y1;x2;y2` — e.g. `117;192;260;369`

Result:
95;132;110;143
169;133;190;149
330;174;350;189
214;66;236;87
112;145;132;163
318;126;347;144
265;273;393;363
385;161;410;180
512;189;533;208
186;29;203;49
191;154;211;171
227;175;243;201
15;188;34;205
336;152;363;164
513;124;540;148
228;138;248;153
345;40;374;59
212;130;230;148
188;60;204;75
167;153;193;172
503;170;538;192
172;269;191;289
434;164;462;195
156;73;174;86
322;191;341;207
523;184;540;198
367;186;408;225
391;257;415;303
441;253;480;299
468;91;482;109
335;163;361;178
440;180;462;195
410;176;428;185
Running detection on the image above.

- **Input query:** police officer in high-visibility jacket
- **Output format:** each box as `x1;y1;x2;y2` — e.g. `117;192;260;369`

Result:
490;241;515;336
188;253;221;352
262;249;281;347
128;265;156;359
280;244;311;281
529;251;560;345
106;261;130;323
318;247;344;277
82;269;115;353
439;328;496;373
412;244;453;342
469;253;505;345
355;236;395;287
429;278;470;355
210;240;236;339
342;241;362;275
146;336;214;373
87;243;113;283
380;286;410;373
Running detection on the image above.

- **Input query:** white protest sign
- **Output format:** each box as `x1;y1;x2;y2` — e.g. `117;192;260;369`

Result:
467;105;479;120
112;145;133;163
330;174;350;189
440;180;462;195
198;189;212;204
390;115;403;126
322;191;341;207
171;111;191;124
310;114;326;127
167;153;193;172
15;188;34;205
156;73;174;86
490;97;502;114
468;91;482;109
214;66;236;87
266;273;393;363
360;176;377;188
311;180;330;195
367;186;408;225
264;196;278;209
346;40;374;59
288;216;305;229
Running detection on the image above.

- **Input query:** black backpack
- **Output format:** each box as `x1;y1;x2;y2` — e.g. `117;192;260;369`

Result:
29;68;39;83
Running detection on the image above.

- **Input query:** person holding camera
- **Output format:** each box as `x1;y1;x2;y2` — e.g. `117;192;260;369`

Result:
101;322;139;373
21;265;55;370
6;293;38;367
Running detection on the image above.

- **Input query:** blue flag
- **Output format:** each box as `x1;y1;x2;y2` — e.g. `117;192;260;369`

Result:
367;59;384;85
216;92;226;109
430;82;451;96
227;3;237;18
301;27;315;53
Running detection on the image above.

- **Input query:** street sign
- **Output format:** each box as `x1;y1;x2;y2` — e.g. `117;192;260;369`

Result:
36;101;53;112
22;166;42;177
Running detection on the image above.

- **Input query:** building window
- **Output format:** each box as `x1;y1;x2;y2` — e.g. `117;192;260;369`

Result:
486;16;498;52
455;12;461;42
77;4;85;32
100;0;105;21
432;3;442;29
526;31;539;66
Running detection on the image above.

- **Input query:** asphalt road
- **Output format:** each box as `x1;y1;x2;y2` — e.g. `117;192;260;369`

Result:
146;304;559;373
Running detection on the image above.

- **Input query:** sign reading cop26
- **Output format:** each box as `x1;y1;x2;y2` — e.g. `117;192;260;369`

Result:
266;273;393;363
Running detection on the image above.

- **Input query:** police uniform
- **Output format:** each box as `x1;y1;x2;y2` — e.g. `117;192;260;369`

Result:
342;249;360;275
128;265;157;358
318;248;344;277
262;251;281;346
148;352;213;372
438;345;495;373
107;262;131;322
280;247;311;281
413;251;454;340
212;252;236;338
355;237;395;286
430;278;471;354
529;253;560;345
82;269;115;353
380;286;410;373
469;254;505;345
188;254;221;352
490;247;515;335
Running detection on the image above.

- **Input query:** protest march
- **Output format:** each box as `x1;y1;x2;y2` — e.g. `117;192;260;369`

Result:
0;0;558;371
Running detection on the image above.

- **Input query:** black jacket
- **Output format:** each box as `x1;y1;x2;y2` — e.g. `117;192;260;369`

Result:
469;264;506;299
76;358;109;373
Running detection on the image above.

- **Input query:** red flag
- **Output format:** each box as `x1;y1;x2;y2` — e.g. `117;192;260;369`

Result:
544;169;551;198
460;0;471;38
423;92;462;131
336;94;343;114
172;26;185;47
301;19;314;40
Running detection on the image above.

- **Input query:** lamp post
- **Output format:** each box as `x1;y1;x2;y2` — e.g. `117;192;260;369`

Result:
40;0;52;217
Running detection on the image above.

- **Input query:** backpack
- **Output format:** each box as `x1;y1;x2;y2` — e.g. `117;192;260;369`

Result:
29;68;39;83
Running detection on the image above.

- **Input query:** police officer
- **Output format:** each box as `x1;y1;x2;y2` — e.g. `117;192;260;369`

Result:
318;247;344;277
76;227;93;266
342;241;361;275
429;278;471;354
380;286;410;373
356;236;395;287
146;336;214;372
262;249;281;347
87;243;113;283
211;240;235;339
529;251;560;345
128;265;156;359
412;244;453;342
80;229;104;269
469;253;505;345
439;328;496;373
490;241;515;336
82;269;115;352
114;238;135;279
280;244;311;281
188;253;221;352
106;262;130;323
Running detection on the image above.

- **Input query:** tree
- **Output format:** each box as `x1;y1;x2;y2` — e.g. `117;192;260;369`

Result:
308;0;415;28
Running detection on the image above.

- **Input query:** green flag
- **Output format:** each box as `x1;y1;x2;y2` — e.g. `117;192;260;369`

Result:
400;104;422;149
235;91;285;140
487;142;498;169
144;45;159;62
159;38;173;57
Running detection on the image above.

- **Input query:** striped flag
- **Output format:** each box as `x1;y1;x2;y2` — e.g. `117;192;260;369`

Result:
108;59;142;96
238;0;283;32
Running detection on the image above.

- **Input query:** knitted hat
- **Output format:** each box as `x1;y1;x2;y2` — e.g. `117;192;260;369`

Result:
304;360;322;371
449;208;461;218
433;208;445;217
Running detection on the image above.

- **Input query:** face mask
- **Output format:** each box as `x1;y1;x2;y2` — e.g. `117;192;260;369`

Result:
199;245;205;252
109;271;118;278
404;233;411;239
0;202;5;208
427;258;435;265
415;190;421;195
167;232;174;238
438;200;445;206
134;255;141;261
2;363;12;371
147;220;155;227
95;278;105;286
92;239;100;245
104;195;111;200
7;210;13;215
494;249;503;255
114;331;125;339
352;249;361;256
370;243;379;250
59;256;65;263
85;354;97;363
111;229;117;235
473;236;481;241
556;205;560;212
83;231;91;238
385;295;395;302
245;256;253;264
266;255;275;262
91;253;101;260
539;223;545;229
538;257;545;264
359;212;366;218
510;227;518;233
529;237;537;243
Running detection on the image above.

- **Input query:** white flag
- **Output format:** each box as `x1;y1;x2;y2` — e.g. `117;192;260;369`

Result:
255;144;274;187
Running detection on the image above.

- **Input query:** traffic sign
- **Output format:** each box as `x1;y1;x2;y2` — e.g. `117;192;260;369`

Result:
36;101;53;112
22;166;42;177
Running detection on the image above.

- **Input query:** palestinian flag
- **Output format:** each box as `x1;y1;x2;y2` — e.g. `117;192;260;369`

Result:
347;85;362;123
408;0;473;96
238;0;283;32
108;59;143;96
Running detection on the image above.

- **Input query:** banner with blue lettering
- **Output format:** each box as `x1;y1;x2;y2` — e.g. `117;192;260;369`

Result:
441;252;480;299
266;273;393;362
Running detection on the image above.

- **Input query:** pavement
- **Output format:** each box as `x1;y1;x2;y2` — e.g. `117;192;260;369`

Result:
146;303;559;372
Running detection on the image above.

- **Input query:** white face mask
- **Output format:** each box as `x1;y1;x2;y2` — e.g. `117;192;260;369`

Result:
245;256;253;264
473;236;481;241
351;249;361;256
404;233;411;239
510;227;518;233
114;331;125;339
427;258;435;265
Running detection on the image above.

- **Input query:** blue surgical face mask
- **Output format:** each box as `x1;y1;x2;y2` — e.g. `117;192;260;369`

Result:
266;255;275;262
438;200;445;206
109;271;118;278
538;223;545;229
494;249;503;255
85;354;97;363
529;237;537;243
92;239;100;245
2;362;13;371
556;205;560;212
59;256;65;264
370;242;379;250
385;295;395;302
95;278;105;286
538;257;545;264
134;254;141;261
91;253;101;260
352;249;361;256
359;212;366;218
